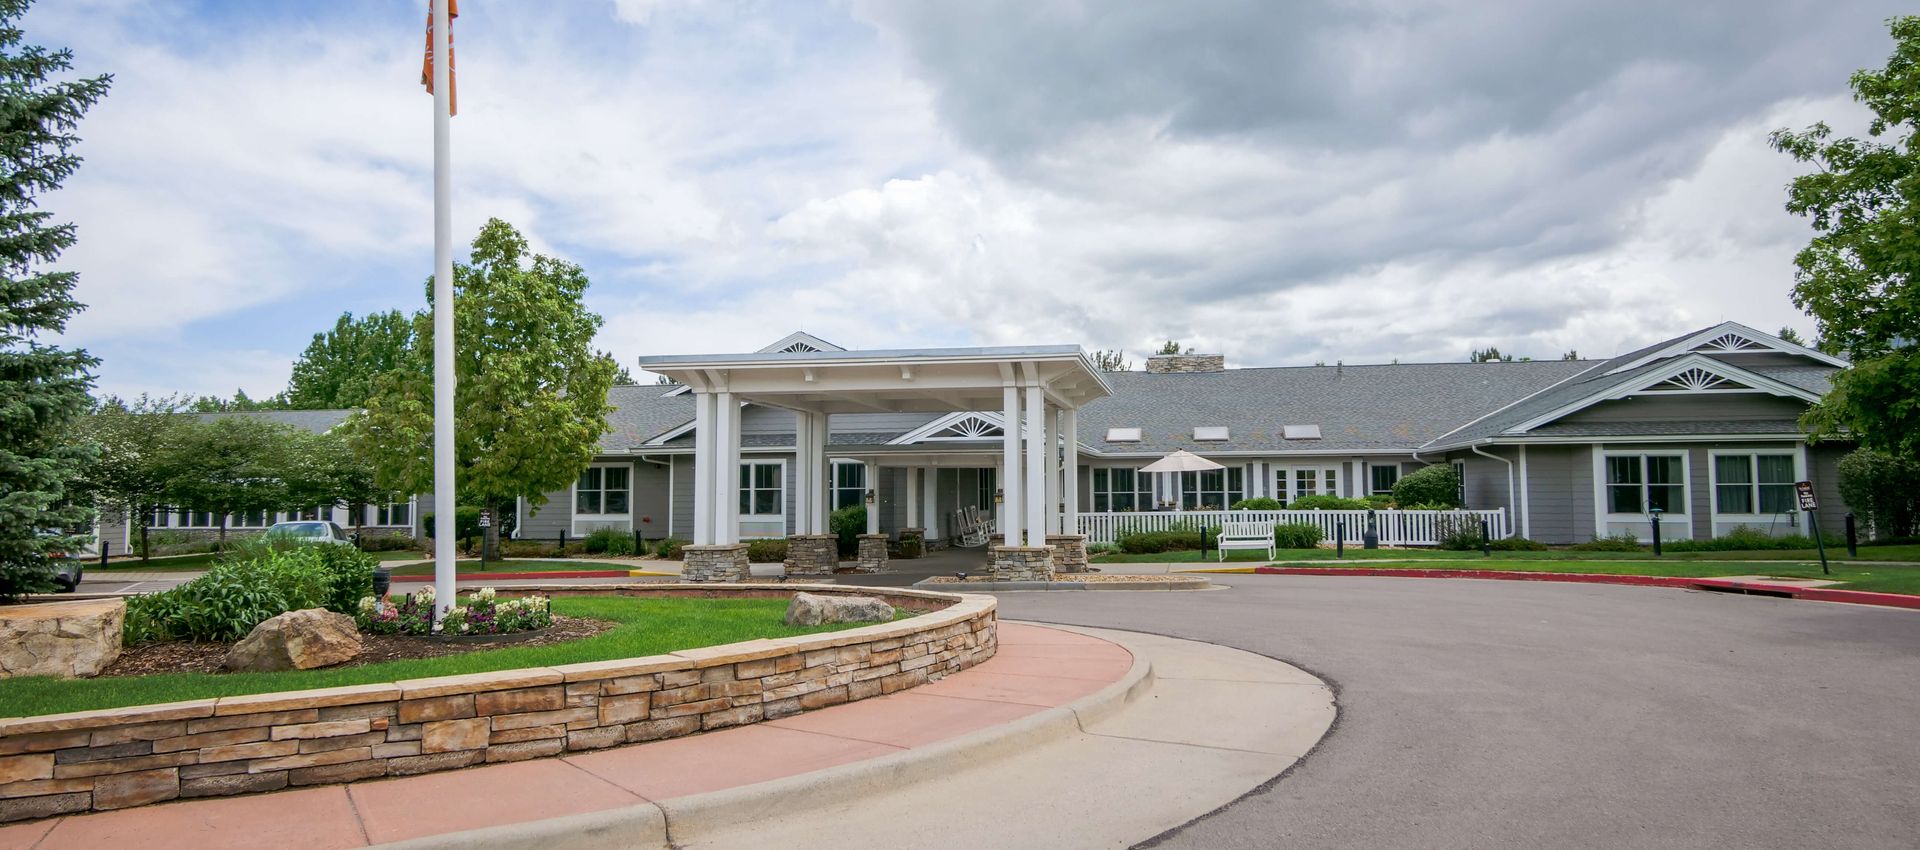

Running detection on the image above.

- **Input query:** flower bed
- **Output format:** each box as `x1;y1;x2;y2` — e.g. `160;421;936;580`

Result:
358;586;554;637
0;585;995;822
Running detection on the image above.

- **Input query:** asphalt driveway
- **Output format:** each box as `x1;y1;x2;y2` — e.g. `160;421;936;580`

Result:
994;574;1920;850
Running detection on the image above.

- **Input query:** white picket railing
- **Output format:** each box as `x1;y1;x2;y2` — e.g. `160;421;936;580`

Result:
1077;508;1509;547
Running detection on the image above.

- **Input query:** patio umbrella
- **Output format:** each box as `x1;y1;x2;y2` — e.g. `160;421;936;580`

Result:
1139;450;1225;511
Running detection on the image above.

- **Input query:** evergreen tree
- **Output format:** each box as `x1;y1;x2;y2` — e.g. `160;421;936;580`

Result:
1469;347;1515;363
0;3;110;601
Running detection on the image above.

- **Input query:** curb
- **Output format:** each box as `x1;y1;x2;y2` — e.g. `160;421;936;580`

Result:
910;578;1212;592
370;625;1156;850
1246;566;1920;611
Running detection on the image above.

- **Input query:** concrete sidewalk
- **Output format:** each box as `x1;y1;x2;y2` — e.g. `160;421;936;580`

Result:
0;623;1333;850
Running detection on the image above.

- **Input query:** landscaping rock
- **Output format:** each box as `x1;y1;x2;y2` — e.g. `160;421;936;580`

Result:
0;598;124;679
223;609;362;672
783;592;894;627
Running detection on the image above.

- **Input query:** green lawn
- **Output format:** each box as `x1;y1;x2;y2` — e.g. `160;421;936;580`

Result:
1244;558;1920;596
385;559;630;576
1093;543;1920;564
3;597;908;718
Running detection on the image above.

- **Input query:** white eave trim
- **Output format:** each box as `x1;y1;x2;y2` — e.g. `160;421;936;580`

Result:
1602;321;1848;376
1507;353;1822;434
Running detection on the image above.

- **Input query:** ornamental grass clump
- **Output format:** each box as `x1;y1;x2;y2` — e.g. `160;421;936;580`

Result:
358;586;554;636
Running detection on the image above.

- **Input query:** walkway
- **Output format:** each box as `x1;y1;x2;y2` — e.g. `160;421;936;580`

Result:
0;622;1331;849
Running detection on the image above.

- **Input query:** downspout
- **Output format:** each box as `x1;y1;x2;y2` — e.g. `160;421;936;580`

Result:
1470;441;1515;539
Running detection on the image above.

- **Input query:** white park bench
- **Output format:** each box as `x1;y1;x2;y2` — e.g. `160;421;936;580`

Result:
1216;521;1276;561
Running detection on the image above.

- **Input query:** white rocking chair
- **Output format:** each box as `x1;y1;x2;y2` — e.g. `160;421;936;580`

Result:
953;506;994;548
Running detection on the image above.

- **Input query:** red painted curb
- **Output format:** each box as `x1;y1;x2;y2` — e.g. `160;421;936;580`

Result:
1252;566;1920;611
389;570;629;582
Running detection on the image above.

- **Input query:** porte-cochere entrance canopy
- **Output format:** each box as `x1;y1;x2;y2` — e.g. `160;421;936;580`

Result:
636;345;1113;549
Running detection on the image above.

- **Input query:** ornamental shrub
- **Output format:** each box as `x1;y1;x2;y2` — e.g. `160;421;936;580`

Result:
1569;532;1644;552
830;505;867;555
1286;495;1371;510
123;549;337;644
421;506;483;541
1391;464;1461;509
1836;448;1920;540
656;538;687;560
1117;529;1203;554
746;538;790;562
1273;522;1323;549
582;527;637;555
1230;497;1284;510
1434;514;1486;550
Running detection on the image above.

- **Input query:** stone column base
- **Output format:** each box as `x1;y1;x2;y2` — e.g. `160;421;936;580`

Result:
682;543;748;582
989;545;1056;582
782;534;840;577
855;533;890;573
1045;534;1090;573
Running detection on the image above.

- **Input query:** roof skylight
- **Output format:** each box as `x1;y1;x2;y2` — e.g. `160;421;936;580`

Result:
1193;426;1230;441
1282;424;1322;440
1105;427;1143;442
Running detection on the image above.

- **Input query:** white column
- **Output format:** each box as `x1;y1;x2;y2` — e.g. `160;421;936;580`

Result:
714;392;739;545
1045;405;1062;533
691;391;715;545
1001;385;1023;546
1025;384;1047;544
905;468;920;530
429;0;456;617
921;464;939;536
796;412;816;536
1062;407;1080;535
1517;445;1532;540
864;460;880;534
812;413;831;534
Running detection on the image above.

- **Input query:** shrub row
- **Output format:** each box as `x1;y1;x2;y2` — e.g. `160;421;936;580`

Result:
123;543;377;644
1115;522;1324;553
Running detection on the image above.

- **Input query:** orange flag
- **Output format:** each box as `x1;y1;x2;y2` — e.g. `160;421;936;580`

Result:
421;0;458;115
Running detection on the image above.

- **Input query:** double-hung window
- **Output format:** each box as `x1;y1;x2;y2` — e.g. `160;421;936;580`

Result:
1181;468;1244;510
1091;468;1152;512
739;461;784;517
832;461;867;510
1605;454;1685;515
1714;454;1795;515
576;466;630;515
1369;465;1400;496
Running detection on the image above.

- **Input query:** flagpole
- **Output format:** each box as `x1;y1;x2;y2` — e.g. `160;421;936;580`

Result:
430;0;456;622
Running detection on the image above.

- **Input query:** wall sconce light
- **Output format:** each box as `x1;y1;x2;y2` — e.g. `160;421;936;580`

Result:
864;489;876;505
994;488;1005;505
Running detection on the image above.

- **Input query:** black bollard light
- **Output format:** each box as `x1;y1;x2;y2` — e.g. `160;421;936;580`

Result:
1336;520;1345;559
373;566;391;600
99;540;110;569
1648;508;1664;556
1845;512;1858;558
1480;519;1491;557
634;529;644;557
1363;508;1380;550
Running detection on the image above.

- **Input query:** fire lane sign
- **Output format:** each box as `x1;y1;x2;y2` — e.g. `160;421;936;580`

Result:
1794;480;1818;512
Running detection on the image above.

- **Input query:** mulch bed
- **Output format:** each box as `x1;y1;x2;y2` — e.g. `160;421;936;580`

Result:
100;614;617;679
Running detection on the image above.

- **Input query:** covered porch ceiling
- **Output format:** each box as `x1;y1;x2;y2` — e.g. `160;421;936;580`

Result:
636;344;1112;414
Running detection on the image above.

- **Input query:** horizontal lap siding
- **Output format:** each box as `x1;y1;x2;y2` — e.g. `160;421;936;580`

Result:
1524;445;1588;545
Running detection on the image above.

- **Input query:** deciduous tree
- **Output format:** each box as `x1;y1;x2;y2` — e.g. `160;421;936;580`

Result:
1772;16;1920;455
79;396;188;562
285;310;413;409
352;219;615;562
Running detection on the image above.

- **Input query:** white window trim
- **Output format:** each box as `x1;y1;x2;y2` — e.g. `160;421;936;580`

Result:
572;463;635;518
1089;466;1153;512
1597;450;1692;526
1707;448;1802;529
1272;464;1342;502
831;458;867;511
739;458;788;520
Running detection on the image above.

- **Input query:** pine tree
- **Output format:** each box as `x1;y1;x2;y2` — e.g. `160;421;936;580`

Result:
0;2;111;601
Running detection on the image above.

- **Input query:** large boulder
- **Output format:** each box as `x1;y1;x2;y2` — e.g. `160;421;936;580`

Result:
224;608;362;672
784;592;895;627
0;599;124;679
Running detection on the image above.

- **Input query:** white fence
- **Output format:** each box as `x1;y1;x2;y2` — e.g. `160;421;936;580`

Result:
1077;508;1510;547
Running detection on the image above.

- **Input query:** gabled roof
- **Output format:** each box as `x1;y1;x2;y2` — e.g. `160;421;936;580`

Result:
758;332;845;354
1422;323;1843;449
603;384;696;451
194;409;353;434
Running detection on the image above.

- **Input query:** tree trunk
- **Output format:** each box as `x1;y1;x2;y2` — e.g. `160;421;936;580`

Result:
138;510;150;563
217;518;228;552
481;505;501;564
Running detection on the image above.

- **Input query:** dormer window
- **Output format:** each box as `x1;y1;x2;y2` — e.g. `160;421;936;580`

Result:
1193;426;1229;441
1282;425;1322;440
1105;427;1142;442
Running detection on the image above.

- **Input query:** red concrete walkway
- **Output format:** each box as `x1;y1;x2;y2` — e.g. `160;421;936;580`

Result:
0;623;1131;850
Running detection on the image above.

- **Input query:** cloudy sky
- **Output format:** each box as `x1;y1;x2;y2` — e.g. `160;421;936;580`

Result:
30;0;1909;398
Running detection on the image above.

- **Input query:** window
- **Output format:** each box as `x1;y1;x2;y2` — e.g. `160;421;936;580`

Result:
1181;468;1244;510
739;461;784;516
233;509;273;528
833;461;867;510
974;467;996;513
1276;467;1340;503
1606;454;1685;515
1452;459;1467;507
576;465;631;515
1369;464;1400;496
1092;467;1153;512
149;506;174;528
374;497;412;527
1714;454;1795;515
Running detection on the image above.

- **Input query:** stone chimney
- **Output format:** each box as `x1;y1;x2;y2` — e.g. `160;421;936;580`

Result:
1145;353;1226;373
